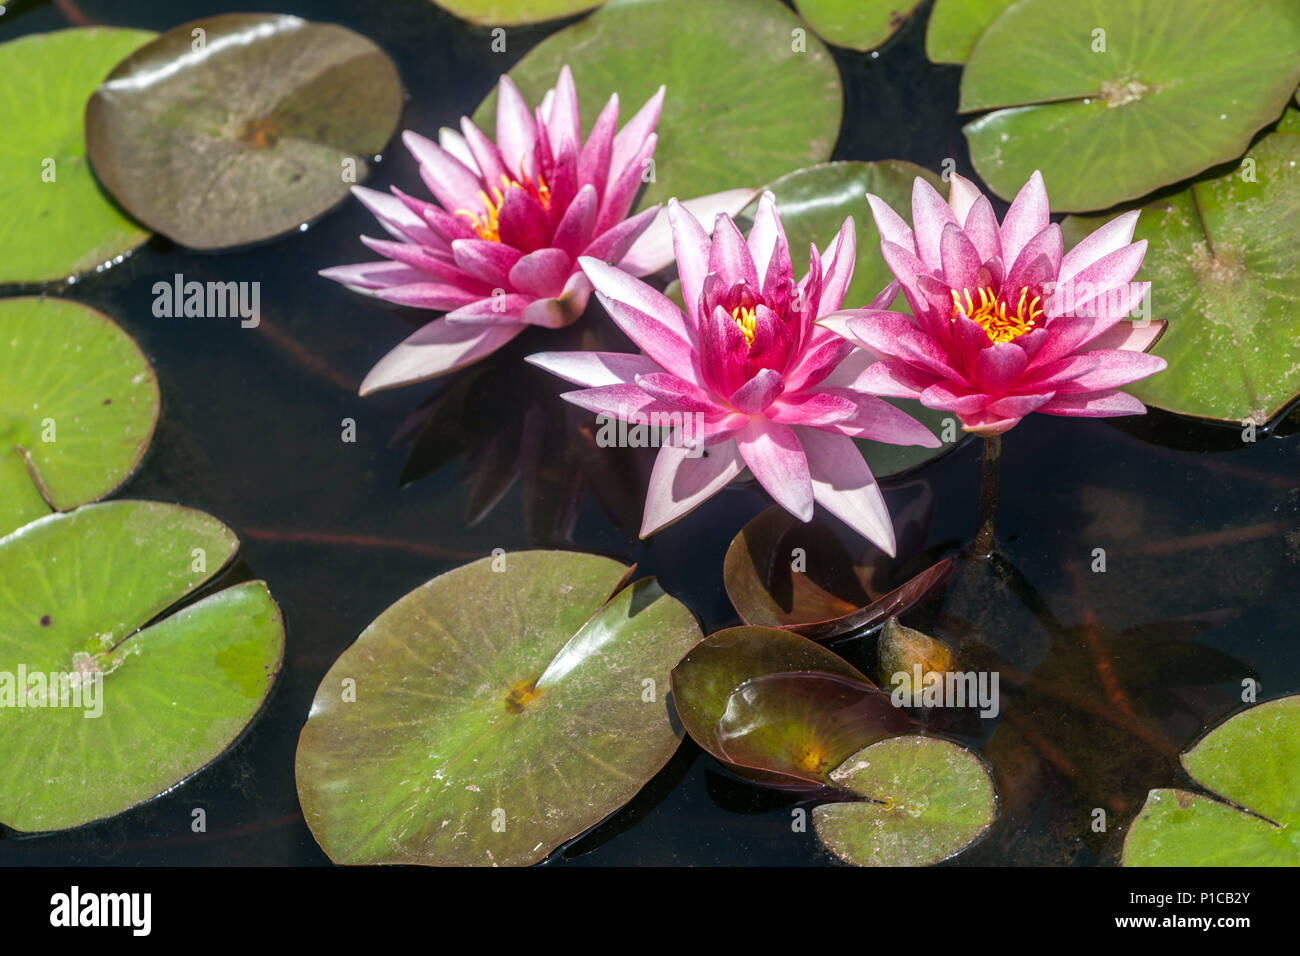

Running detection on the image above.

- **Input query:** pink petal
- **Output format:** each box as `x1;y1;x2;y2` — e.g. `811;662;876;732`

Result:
730;368;784;415
815;218;857;318
1005;223;1062;294
911;177;960;272
1046;241;1148;316
975;342;1029;394
497;186;552;251
641;438;744;537
579;94;619;195
1059;210;1139;287
866;192;914;251
940;222;982;292
1037;391;1146;417
618;190;757;278
947;172;983;225
797;427;895;554
458;117;508;186
495;74;539;175
508;248;573;299
999;170;1050;270
736;419;814;522
667;198;711;324
526;350;662;387
551;184;599;258
359;235;484;288
452;238;524;287
610;85;665;183
359;319;526;394
442;293;535;324
1049;349;1167;394
1085;319;1166;353
585;205;661;265
580;255;693;343
320;260;428;292
437;127;476;173
547;65;582;155
352;185;437;245
636;372;718;412
847;359;935;399
595;133;658;235
832;392;943;446
709;213;759;289
374;282;488;311
841;309;921;360
560;382;677;419
963;196;1002;265
403;130;483;214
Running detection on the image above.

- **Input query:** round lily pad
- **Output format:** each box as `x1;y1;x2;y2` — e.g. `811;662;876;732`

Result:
1061;130;1300;424
0;298;159;537
85;13;403;250
924;0;1015;64
961;0;1300;211
671;626;910;787
295;551;702;866
0;500;284;832
472;0;842;213
756;161;958;474
813;736;997;866
1123;695;1300;866
0;27;155;284
792;0;922;52
724;505;952;641
431;0;606;25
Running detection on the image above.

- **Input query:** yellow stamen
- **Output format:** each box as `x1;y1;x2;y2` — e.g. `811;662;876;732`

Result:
454;169;552;243
950;285;1043;344
730;305;758;347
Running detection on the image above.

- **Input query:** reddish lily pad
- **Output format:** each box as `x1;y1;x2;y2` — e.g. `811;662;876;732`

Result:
86;14;403;250
813;736;997;866
723;504;952;641
1061;130;1300;424
0;298;160;537
670;626;911;788
296;551;701;866
961;0;1300;211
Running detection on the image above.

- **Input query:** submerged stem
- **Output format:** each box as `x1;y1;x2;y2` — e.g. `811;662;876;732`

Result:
973;435;1001;559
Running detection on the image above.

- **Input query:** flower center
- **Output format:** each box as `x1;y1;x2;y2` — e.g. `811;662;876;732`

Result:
455;171;552;242
950;286;1042;344
731;305;757;347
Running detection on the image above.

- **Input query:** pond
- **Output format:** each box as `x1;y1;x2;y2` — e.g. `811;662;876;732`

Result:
1;0;1298;868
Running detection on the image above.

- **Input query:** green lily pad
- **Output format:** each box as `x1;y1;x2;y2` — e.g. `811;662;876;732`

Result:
961;0;1300;211
723;505;952;641
0;298;159;537
1123;695;1300;865
0;27;155;284
430;0;606;25
671;625;910;787
1061;130;1300;424
792;0;922;52
755;161;959;474
0;500;284;832
813;736;997;866
472;0;842;213
85;14;403;250
924;0;1015;63
295;551;701;866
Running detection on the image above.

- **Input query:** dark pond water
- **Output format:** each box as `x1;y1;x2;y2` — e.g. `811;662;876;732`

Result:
2;0;1298;866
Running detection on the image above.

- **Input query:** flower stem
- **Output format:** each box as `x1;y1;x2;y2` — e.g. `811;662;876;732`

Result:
973;435;1001;559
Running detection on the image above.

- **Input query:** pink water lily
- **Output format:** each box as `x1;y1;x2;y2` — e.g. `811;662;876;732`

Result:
321;66;753;395
820;171;1167;436
527;194;941;552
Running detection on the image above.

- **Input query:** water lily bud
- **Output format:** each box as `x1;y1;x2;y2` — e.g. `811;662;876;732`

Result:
878;616;956;697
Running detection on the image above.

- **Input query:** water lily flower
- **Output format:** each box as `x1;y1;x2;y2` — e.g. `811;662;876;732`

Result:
321;66;753;395
527;194;942;552
820;171;1167;436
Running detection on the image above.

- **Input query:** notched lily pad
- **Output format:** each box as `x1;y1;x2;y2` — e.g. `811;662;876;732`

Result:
473;0;842;213
1123;695;1300;866
295;550;702;866
961;0;1300;210
724;504;952;640
792;0;922;53
1061;130;1300;424
0;27;155;284
86;14;403;250
671;626;911;787
925;0;1015;64
813;735;997;866
0;500;284;832
0;297;159;537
